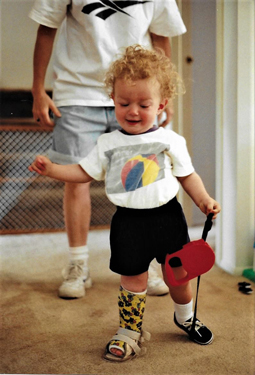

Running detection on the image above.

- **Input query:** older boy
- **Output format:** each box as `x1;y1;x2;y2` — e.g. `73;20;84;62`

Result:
29;0;187;298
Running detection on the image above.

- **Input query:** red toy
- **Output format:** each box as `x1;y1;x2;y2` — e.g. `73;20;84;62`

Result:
165;214;215;286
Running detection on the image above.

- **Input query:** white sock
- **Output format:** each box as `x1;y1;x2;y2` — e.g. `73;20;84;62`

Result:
174;300;193;324
121;286;147;295
69;246;89;269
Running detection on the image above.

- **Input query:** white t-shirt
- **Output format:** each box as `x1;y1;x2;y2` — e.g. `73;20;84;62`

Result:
79;128;194;209
29;0;186;107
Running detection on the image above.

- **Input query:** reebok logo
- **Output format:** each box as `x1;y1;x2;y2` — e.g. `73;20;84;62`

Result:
82;0;151;20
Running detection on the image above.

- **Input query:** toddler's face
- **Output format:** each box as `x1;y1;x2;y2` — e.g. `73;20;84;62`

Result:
113;78;167;135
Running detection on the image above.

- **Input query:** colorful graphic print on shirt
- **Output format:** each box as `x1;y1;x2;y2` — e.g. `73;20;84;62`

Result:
104;142;170;194
121;153;161;192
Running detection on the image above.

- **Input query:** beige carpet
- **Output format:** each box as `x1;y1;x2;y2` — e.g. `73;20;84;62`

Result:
0;230;254;375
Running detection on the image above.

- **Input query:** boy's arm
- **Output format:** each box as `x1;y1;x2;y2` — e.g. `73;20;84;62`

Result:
150;33;171;59
177;172;221;219
150;33;173;126
29;155;93;184
32;25;61;127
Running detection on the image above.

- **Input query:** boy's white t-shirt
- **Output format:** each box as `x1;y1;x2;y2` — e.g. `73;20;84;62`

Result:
29;0;186;107
79;128;195;209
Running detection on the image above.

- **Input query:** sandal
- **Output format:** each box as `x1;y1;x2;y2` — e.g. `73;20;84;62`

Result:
103;327;151;362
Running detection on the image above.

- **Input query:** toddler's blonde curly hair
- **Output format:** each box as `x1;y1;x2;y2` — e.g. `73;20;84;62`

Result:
105;44;184;100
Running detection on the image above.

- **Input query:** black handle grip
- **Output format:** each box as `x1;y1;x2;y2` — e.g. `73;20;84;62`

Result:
202;213;214;241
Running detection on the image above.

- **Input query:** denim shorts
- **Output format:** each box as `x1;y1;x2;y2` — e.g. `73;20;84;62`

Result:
47;106;120;165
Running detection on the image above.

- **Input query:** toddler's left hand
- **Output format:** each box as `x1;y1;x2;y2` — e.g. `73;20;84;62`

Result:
199;198;221;219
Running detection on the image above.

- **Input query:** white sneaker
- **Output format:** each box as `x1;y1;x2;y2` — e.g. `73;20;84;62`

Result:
147;261;169;296
58;259;92;298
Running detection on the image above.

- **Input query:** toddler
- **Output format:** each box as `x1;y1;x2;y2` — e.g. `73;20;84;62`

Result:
29;45;221;362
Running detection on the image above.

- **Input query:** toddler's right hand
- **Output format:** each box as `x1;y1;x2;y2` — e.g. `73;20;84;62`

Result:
28;155;51;176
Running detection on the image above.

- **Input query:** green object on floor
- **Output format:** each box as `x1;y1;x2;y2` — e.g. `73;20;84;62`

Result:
242;268;255;282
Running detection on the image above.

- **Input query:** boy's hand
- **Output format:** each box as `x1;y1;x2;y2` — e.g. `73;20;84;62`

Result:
32;92;61;128
199;198;221;220
28;156;92;183
28;155;52;176
158;103;174;127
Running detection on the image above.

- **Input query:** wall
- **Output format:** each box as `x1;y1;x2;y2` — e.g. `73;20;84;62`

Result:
0;0;54;90
190;0;216;225
169;0;216;227
215;0;255;274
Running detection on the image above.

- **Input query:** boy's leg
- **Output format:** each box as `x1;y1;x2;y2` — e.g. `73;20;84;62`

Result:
64;182;91;248
162;265;213;345
163;264;193;304
147;258;169;296
58;182;92;298
105;273;149;360
121;272;148;293
49;106;109;298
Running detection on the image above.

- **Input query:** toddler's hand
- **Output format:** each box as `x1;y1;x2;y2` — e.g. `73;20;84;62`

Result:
28;155;51;176
199;198;221;220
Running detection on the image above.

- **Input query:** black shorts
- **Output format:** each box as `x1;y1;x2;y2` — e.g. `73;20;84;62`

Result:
109;197;190;276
